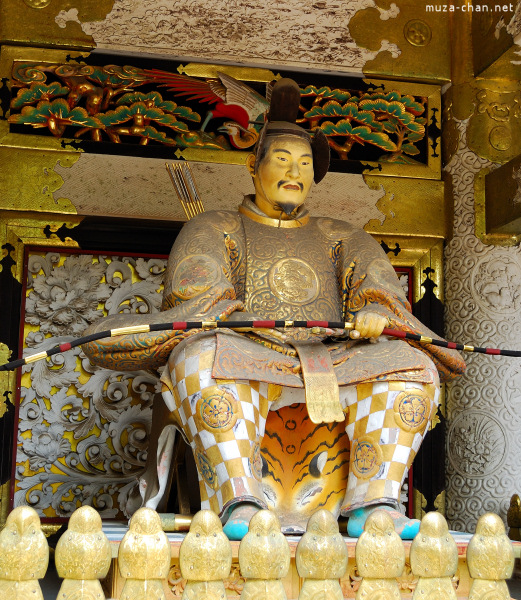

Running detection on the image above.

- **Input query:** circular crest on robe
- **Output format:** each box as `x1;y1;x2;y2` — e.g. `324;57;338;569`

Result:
351;436;383;480
195;387;238;433
195;449;218;490
171;255;220;301
393;389;432;434
268;258;319;304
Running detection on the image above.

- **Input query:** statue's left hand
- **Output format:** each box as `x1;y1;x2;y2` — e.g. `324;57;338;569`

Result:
353;310;388;340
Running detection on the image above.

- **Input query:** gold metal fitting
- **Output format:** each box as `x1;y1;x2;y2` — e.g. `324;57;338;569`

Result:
25;351;48;364
284;321;294;328
159;513;193;532
202;321;218;329
111;324;151;336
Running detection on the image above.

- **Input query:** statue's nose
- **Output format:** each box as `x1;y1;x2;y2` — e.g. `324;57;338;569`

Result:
286;161;300;178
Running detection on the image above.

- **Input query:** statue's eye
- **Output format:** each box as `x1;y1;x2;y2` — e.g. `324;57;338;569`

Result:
309;451;328;477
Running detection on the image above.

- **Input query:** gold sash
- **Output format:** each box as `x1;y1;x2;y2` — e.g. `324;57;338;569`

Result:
292;341;344;424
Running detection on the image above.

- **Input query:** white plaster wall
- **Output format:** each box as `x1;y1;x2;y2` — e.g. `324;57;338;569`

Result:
55;0;398;73
53;154;389;227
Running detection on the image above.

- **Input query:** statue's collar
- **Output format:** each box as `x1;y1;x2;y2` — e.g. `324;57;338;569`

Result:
238;196;310;228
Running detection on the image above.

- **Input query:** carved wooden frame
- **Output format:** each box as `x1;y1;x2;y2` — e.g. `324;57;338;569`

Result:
1;46;441;180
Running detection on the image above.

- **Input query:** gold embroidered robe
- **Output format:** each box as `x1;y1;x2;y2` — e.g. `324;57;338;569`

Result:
82;198;465;385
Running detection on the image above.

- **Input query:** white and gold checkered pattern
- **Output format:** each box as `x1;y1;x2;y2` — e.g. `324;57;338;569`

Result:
160;335;440;520
339;380;439;514
160;335;271;517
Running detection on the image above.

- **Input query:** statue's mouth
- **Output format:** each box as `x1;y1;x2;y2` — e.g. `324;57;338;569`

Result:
279;181;303;191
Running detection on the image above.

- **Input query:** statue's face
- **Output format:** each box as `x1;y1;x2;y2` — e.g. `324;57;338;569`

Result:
253;136;314;218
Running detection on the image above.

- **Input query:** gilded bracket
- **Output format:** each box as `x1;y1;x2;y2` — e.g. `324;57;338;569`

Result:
475;167;521;246
350;0;450;83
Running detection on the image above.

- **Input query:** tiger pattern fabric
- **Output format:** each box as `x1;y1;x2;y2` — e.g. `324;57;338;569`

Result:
261;403;350;532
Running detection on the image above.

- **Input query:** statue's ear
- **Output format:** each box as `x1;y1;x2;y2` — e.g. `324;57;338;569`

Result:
246;153;256;176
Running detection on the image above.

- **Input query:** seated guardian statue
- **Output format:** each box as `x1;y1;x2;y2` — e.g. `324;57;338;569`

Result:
82;78;465;540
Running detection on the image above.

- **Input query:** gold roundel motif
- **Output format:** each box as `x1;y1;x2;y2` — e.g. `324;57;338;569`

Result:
352;436;383;480
489;126;511;151
393;390;431;433
404;19;432;46
268;258;319;305
23;0;51;7
196;387;238;433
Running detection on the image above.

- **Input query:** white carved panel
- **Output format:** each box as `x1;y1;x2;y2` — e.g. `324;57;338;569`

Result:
444;122;521;531
15;251;166;519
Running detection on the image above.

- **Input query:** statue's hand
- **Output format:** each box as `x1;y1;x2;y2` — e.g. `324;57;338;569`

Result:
353;310;388;340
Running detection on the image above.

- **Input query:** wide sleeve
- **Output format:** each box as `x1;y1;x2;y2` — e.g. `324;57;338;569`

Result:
81;211;243;371
339;227;466;382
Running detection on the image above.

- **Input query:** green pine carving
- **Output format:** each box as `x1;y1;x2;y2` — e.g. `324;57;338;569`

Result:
402;143;421;155
93;102;190;143
97;106;132;126
171;105;201;123
300;87;426;161
116;92;200;123
300;85;353;103
10;82;69;109
150;113;189;132
138;126;175;144
8;98;102;136
359;91;423;114
319;119;396;159
305;101;384;130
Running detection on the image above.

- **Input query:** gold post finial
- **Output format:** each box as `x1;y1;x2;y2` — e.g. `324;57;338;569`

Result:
410;511;458;599
179;510;232;599
239;510;290;599
467;512;514;600
55;505;112;600
0;506;49;599
354;509;405;600
118;507;171;600
296;509;348;599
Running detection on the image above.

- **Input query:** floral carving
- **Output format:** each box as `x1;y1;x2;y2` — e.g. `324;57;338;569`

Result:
21;422;71;470
25;254;111;336
15;251;166;518
471;255;521;315
448;412;506;478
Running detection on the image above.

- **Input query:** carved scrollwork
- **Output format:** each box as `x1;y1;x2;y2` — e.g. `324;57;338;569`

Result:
15;252;166;519
444;120;521;531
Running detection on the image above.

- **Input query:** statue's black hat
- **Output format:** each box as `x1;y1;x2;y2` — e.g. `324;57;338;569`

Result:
254;78;330;184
